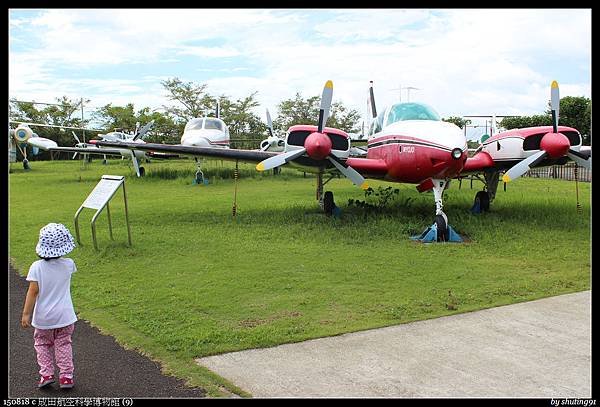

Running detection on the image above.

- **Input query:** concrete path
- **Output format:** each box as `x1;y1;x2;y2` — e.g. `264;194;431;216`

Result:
197;291;591;398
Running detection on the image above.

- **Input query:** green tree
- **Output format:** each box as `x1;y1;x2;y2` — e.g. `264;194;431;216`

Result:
549;96;591;145
93;103;138;132
219;93;268;149
274;92;361;133
161;77;216;121
93;104;180;144
442;116;471;129
499;96;591;145
499;115;552;129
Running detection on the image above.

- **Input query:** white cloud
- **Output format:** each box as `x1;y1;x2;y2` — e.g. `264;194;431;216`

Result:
9;8;591;126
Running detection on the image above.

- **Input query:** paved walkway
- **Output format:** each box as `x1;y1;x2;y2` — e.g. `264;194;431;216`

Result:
197;291;592;398
8;266;207;398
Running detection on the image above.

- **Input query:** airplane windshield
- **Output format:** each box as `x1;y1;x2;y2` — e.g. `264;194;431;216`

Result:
204;119;223;131
185;118;204;131
386;103;441;125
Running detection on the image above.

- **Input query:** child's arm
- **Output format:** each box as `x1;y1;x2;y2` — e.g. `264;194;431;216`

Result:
21;281;39;328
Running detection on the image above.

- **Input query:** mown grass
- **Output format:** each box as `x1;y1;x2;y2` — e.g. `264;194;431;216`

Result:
8;158;591;397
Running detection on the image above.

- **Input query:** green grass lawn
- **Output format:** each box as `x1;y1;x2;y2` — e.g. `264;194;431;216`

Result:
8;158;591;397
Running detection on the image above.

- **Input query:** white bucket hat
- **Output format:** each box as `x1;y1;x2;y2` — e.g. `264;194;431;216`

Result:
36;223;76;258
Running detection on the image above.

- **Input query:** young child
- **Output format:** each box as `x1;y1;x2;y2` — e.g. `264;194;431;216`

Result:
21;223;78;389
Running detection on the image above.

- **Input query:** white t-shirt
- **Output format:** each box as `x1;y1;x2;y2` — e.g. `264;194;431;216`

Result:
26;257;78;329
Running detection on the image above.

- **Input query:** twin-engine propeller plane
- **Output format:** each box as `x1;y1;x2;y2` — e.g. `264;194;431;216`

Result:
96;80;465;239
97;80;590;242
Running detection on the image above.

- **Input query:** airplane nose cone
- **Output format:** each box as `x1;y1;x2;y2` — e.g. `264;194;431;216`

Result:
305;132;332;160
541;132;570;158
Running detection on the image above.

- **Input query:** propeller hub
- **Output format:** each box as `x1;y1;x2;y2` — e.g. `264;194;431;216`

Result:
541;132;570;158
305;132;332;160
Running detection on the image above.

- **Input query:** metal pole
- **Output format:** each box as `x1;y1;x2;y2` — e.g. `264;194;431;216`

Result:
81;98;85;143
106;202;113;240
91;210;100;250
122;182;132;246
73;206;85;245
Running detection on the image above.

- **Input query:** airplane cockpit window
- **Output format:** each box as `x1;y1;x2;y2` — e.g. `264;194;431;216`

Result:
204;119;223;131
185;118;204;131
385;103;441;126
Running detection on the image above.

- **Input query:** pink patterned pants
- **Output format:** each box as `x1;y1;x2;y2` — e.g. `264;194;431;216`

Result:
33;324;75;378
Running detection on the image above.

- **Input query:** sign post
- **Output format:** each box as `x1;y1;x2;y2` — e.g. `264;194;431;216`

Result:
74;175;131;250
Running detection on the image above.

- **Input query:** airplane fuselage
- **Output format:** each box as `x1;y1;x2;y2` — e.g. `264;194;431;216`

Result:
364;120;467;183
181;129;230;148
180;117;230;149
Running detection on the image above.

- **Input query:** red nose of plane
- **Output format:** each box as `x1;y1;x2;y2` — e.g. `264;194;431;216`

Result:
540;132;570;158
305;132;332;160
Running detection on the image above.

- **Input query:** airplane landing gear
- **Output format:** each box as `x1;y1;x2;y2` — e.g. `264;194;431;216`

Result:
316;170;339;216
472;190;490;213
195;169;205;185
23;159;30;170
323;191;335;216
435;212;449;242
139;166;145;177
470;170;498;213
411;178;463;243
193;158;207;185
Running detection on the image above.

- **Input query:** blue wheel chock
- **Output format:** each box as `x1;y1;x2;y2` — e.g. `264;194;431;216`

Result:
410;223;463;243
192;178;209;186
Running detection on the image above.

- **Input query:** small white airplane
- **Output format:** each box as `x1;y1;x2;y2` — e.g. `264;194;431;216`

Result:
66;120;155;176
9;123;59;169
179;102;230;149
259;109;285;152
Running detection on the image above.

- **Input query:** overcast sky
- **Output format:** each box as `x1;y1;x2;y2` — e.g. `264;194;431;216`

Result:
9;8;591;140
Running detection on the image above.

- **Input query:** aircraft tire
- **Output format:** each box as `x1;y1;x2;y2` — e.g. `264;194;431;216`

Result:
435;214;449;242
323;191;335;216
23;159;30;170
139;166;145;177
475;190;490;212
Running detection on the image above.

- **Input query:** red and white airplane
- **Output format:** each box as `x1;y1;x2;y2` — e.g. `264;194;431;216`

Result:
97;80;590;241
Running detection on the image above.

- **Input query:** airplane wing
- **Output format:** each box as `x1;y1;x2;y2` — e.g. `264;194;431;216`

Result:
26;137;58;150
96;141;279;164
461;151;496;173
46;146;130;157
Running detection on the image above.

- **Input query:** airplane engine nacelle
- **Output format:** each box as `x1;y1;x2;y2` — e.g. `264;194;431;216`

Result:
14;125;34;144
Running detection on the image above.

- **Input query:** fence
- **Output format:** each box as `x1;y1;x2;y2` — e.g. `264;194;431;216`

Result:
525;163;591;182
